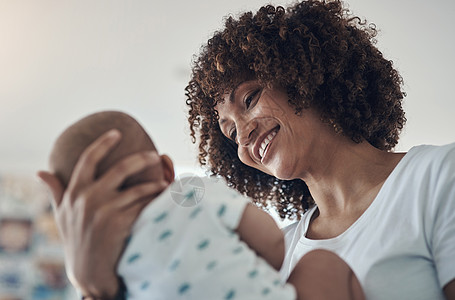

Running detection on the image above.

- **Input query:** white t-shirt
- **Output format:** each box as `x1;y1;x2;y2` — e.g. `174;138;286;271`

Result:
281;143;455;300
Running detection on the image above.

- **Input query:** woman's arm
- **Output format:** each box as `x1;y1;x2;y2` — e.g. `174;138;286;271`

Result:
38;130;167;299
235;203;285;270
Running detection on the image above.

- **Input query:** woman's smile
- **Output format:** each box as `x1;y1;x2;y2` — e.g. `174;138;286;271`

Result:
216;80;351;181
257;126;279;163
216;81;310;179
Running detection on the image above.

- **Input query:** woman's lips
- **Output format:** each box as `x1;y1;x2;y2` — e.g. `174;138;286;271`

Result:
259;126;279;163
259;130;276;158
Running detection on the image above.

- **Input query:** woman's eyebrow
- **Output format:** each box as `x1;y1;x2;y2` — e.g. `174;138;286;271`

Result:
219;82;246;126
229;82;244;104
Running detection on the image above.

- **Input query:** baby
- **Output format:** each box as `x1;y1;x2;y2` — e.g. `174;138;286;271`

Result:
49;111;364;300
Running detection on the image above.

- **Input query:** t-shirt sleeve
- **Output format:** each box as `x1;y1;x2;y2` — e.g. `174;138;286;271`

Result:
201;177;250;230
430;144;455;288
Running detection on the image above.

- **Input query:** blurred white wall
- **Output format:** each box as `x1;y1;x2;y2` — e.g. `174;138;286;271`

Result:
0;0;454;175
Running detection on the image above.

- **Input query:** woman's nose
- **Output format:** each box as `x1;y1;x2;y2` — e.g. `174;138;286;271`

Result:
237;119;257;146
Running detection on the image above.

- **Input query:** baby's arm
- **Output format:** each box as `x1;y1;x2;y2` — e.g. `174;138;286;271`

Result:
235;204;284;270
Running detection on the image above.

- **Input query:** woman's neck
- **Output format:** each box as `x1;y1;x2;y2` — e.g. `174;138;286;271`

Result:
302;141;405;239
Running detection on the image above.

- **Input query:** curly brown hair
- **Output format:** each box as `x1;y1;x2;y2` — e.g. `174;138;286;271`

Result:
186;0;406;220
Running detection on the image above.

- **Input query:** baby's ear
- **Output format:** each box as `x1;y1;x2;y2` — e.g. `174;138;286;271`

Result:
160;154;175;183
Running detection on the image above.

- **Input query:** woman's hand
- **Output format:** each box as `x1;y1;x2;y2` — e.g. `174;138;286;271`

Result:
37;130;168;299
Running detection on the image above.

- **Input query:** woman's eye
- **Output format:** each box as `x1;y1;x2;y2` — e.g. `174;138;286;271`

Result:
245;89;260;109
229;128;237;142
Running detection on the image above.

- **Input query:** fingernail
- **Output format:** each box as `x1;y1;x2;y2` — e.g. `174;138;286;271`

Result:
107;129;121;138
161;180;170;188
35;174;49;191
148;151;160;159
35;171;45;183
35;174;44;184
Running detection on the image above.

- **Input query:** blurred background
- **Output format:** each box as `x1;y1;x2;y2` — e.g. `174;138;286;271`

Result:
0;0;454;299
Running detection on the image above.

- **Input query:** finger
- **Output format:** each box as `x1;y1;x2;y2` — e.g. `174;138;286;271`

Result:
121;197;153;230
112;180;168;210
90;181;168;237
68;129;121;191
116;188;166;234
98;151;161;190
37;171;65;208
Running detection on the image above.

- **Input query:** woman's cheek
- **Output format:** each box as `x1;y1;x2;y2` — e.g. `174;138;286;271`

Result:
237;148;255;168
236;147;247;163
237;147;273;176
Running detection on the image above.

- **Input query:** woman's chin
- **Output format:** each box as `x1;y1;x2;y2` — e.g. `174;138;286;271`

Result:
270;167;298;181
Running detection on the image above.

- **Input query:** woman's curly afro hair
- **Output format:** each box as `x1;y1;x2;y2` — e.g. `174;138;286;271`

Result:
186;0;406;220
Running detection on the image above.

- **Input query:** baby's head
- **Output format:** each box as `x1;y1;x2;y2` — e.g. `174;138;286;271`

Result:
49;110;174;189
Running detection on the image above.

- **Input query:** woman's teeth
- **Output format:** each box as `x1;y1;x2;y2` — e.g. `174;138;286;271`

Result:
259;130;277;158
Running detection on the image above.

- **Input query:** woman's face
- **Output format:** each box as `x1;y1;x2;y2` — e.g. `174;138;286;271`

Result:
216;80;340;180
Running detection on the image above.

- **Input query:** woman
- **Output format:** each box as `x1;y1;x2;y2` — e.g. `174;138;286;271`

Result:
185;1;455;299
38;0;455;299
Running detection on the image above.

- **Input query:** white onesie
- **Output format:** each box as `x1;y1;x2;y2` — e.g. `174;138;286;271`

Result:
118;176;296;300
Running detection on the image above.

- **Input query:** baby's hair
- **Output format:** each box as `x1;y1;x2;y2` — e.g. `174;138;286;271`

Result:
49;111;156;188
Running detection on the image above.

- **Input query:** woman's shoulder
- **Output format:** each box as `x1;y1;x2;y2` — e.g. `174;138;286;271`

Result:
396;142;455;198
402;142;455;172
408;142;455;160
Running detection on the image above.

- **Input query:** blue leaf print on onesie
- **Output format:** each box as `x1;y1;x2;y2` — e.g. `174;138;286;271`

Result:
232;246;243;254
159;230;172;241
189;206;203;219
169;259;181;271
127;253;141;264
154;211;168;223
178;283;191;295
206;260;217;270
262;287;271;295
248;270;258;278
217;204;226;217
197;239;210;250
140;281;150;290
185;190;195;199
225;289;236;299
